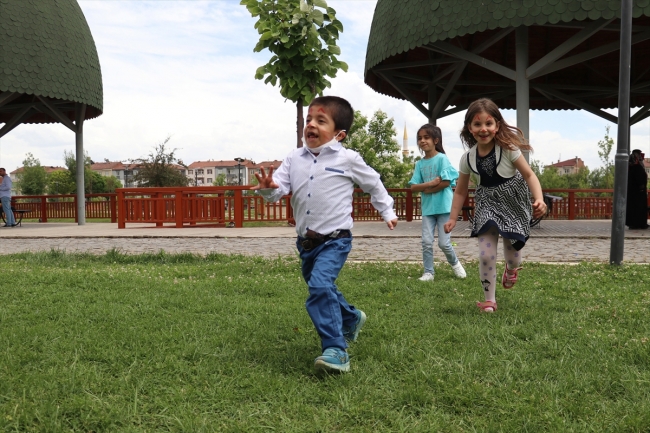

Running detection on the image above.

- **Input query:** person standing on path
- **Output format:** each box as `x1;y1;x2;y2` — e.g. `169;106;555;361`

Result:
0;168;15;228
443;98;546;313
409;124;466;282
625;149;648;230
253;96;398;373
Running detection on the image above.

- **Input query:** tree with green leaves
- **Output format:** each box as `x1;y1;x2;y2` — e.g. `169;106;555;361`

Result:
345;110;415;189
530;159;568;189
87;171;107;194
589;126;615;189
131;137;189;187
241;0;347;148
213;174;227;186
47;169;75;195
63;149;96;194
16;153;48;195
104;176;123;193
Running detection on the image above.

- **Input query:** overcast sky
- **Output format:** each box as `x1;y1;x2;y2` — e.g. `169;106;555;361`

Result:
1;0;649;174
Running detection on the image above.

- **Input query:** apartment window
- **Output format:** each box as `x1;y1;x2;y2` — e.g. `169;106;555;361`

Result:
207;178;212;184
207;169;213;174
198;169;204;175
188;170;194;175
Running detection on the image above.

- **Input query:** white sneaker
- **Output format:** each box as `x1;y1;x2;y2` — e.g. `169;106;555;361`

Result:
451;262;467;279
418;273;434;281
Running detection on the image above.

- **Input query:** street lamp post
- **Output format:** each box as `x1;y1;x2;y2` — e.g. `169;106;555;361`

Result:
234;157;244;185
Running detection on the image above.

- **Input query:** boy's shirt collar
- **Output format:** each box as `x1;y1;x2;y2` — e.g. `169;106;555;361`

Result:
301;141;343;156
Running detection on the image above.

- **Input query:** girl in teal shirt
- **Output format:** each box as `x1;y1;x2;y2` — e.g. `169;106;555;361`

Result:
409;124;466;282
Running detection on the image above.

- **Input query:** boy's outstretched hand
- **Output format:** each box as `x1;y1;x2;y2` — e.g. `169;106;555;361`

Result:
386;218;398;230
251;167;279;190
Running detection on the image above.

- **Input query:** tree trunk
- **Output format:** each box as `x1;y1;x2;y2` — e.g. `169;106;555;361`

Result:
297;98;304;148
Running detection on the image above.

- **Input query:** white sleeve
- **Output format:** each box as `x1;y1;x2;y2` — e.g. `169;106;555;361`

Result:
508;148;522;163
458;152;470;174
349;152;397;222
257;154;292;203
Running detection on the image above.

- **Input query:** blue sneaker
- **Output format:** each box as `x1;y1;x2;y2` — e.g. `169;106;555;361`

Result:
314;347;350;373
343;310;366;343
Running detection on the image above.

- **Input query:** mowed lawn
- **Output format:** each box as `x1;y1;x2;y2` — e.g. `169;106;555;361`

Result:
1;251;649;432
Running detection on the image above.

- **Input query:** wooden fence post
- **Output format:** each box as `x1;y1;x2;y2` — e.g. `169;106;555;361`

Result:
110;194;117;223
568;191;575;220
234;189;244;228
175;189;184;228
41;196;48;223
117;190;125;228
406;189;413;222
155;192;164;227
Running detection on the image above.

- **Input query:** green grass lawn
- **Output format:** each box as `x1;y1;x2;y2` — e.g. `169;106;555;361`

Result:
1;251;649;432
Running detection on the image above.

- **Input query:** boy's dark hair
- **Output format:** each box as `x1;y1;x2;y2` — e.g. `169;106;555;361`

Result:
309;96;354;141
417;124;445;154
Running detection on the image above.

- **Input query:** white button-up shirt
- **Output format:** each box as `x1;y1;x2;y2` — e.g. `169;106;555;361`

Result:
259;142;397;237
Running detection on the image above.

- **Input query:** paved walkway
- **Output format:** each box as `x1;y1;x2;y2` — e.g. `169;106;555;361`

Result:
0;220;648;263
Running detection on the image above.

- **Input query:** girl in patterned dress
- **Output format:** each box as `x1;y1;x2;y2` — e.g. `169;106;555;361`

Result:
443;98;546;312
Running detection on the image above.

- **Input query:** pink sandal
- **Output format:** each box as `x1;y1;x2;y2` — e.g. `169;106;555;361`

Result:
502;264;522;289
476;301;497;312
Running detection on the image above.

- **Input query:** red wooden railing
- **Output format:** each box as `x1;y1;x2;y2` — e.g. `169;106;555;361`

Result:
9;188;648;227
10;194;117;223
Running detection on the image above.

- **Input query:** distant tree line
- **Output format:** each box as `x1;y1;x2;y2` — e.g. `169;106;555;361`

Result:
15;137;192;195
530;126;628;192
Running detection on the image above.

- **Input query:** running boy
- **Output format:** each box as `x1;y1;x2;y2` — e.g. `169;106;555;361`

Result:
253;96;398;373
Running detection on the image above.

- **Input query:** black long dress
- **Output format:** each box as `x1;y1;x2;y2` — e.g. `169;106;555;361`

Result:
626;164;649;229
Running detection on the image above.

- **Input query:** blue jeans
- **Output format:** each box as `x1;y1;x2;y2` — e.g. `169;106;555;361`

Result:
297;236;357;351
421;213;459;275
1;197;14;226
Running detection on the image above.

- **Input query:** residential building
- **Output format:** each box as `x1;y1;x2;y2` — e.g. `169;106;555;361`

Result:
188;160;256;186
546;157;585;175
9;166;66;195
90;161;186;187
251;160;282;185
89;161;140;187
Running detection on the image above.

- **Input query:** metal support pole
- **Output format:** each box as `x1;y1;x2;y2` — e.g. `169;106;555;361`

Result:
75;104;86;225
428;84;437;125
516;26;530;162
610;0;633;265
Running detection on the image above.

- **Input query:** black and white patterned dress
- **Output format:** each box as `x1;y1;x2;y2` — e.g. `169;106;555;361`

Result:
471;147;532;250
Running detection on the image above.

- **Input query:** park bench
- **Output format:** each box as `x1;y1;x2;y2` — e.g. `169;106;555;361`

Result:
0;207;29;226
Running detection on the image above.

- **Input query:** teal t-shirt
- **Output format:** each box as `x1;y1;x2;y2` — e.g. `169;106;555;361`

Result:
408;153;459;216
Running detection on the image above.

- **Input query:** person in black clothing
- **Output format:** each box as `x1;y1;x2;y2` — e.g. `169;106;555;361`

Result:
626;149;649;230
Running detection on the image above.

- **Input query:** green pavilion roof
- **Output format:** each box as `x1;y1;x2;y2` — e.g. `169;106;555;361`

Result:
366;0;648;72
364;0;650;115
0;0;103;122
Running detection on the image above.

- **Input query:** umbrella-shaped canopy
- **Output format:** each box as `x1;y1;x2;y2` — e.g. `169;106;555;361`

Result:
365;0;650;125
0;0;102;132
0;0;103;225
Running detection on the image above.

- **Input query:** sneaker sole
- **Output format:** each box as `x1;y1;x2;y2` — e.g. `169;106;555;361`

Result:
314;359;350;373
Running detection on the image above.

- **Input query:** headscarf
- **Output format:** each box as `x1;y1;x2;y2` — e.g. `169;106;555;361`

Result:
629;149;645;167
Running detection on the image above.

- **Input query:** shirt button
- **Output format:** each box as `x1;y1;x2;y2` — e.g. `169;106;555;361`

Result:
310;176;313;180
314;160;317;163
306;210;310;215
308;193;311;197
